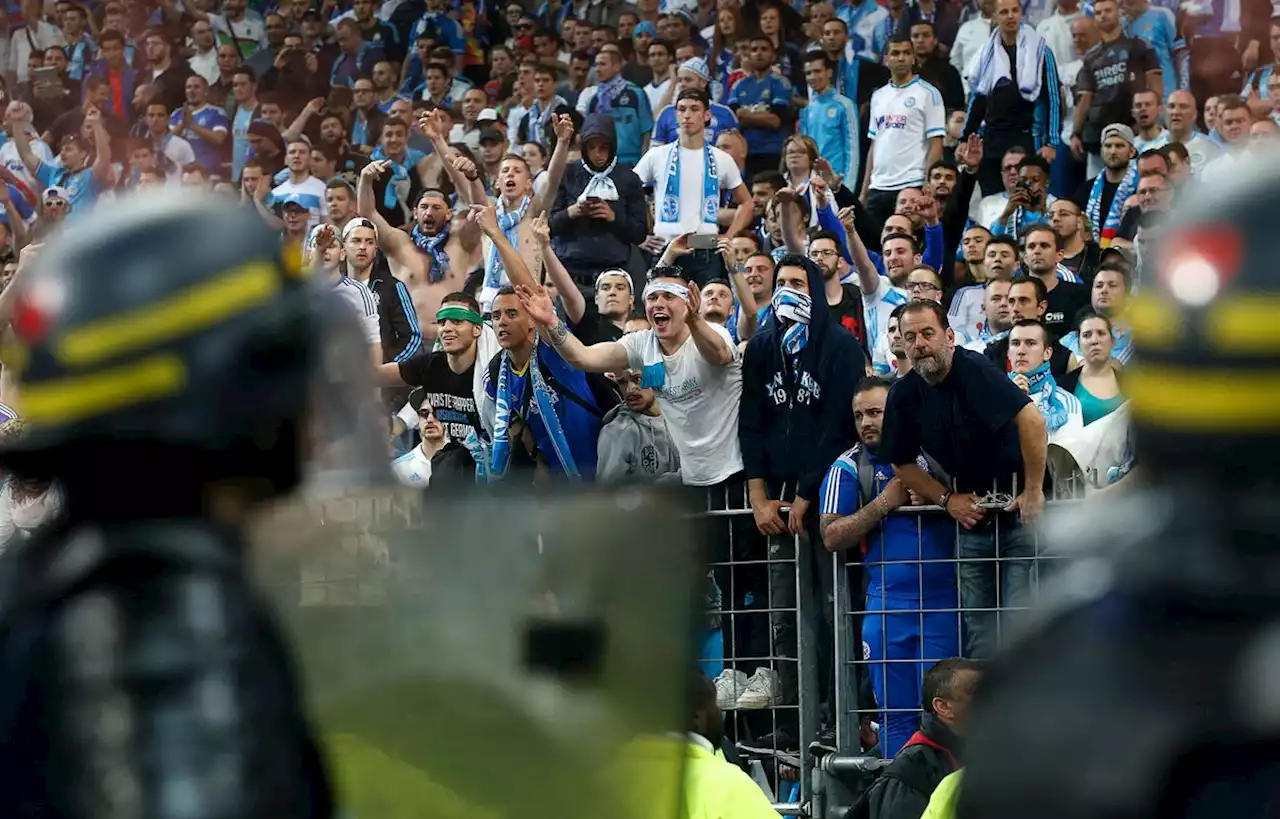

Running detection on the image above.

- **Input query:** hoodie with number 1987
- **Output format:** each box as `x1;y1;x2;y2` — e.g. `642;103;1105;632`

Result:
738;256;864;504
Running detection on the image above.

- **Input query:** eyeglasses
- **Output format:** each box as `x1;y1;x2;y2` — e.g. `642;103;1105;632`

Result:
907;281;941;292
809;248;838;258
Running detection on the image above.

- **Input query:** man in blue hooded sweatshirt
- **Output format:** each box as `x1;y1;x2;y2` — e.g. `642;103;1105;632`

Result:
549;113;648;288
739;252;865;709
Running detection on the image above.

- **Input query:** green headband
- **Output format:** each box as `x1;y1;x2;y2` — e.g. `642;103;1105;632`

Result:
436;305;484;324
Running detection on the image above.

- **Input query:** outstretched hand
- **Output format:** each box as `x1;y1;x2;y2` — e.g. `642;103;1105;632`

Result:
514;283;558;327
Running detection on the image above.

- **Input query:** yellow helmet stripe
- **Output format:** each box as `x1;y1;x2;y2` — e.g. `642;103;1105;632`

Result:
1128;365;1280;430
56;261;281;368
17;353;187;426
1207;297;1280;352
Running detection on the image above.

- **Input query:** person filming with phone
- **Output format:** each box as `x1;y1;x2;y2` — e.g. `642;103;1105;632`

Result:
991;154;1051;246
549;112;647;289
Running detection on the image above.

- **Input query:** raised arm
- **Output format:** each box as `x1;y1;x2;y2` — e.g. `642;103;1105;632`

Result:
839;204;882;296
283;97;326;143
516;283;630;372
534;114;575;218
357;161;423;273
472;202;537;290
88;111;112;183
530;212;585;324
776;188;807;254
721;239;759;342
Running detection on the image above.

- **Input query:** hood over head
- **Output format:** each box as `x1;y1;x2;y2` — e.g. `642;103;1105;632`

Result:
579;112;617;167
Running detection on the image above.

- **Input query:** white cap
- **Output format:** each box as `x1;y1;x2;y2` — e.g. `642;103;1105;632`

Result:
477;108;500;123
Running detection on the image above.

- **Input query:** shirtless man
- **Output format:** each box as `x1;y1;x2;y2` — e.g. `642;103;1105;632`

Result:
472;113;574;311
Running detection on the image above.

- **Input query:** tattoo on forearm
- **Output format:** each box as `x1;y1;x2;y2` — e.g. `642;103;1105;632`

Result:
547;317;569;347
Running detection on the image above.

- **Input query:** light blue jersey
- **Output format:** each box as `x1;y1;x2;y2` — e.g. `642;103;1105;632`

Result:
1125;5;1180;96
800;87;860;183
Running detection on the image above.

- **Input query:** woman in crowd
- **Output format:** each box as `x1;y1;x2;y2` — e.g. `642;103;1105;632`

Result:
1059;312;1125;426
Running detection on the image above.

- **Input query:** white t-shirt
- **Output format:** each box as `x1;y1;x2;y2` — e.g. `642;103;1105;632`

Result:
645;77;672;115
867;78;946;191
861;275;910;364
0;135;52;190
333;275;381;344
633;143;743;241
1182;132;1224;175
617;324;743;486
159;134;197;180
1133;128;1170;155
270;175;328;230
391;445;433;486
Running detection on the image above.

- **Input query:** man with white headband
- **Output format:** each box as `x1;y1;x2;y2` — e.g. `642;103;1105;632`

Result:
515;265;744;491
529;211;632;345
651;58;740;147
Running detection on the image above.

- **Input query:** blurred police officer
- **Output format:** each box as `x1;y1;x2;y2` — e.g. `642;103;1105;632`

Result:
0;191;385;818
956;148;1280;819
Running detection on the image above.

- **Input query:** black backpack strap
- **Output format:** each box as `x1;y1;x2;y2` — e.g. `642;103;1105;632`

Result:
536;355;618;419
857;445;874;507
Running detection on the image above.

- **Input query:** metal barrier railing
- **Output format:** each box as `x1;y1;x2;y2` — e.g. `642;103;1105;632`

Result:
697;479;1086;819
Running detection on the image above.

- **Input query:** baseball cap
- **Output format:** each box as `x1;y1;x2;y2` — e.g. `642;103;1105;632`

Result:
1101;123;1136;147
342;216;379;241
43;186;70;205
477;107;500;123
478;126;506;144
274;191;310;212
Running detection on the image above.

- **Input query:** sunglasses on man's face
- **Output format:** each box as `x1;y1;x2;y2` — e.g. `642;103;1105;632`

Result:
417;407;437;420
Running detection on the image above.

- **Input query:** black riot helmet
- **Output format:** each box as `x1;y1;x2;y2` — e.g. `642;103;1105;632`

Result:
1;191;386;516
1125;151;1280;479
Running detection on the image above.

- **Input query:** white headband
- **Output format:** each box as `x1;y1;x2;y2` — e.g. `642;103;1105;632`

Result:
643;281;690;301
595;268;634;290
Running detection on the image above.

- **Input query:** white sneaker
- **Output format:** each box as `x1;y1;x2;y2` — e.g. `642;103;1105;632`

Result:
736;667;781;709
714;669;749;710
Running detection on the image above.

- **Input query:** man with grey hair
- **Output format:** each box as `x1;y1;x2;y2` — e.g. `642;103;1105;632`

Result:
880;299;1047;658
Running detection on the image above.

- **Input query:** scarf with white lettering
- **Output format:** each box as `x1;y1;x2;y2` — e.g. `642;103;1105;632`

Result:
490;342;580;481
660;142;719;228
1014;360;1070;433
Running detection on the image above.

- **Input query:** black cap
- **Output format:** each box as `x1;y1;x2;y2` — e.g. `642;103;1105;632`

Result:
676;88;710;108
478;126;506;144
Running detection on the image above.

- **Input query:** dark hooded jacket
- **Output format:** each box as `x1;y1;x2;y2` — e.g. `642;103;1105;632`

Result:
549;113;648;284
739;257;864;503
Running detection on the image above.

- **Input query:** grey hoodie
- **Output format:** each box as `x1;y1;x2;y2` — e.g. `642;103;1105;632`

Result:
596;404;681;482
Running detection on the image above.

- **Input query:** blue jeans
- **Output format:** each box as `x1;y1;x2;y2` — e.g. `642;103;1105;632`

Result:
862;599;961;757
956;515;1037;659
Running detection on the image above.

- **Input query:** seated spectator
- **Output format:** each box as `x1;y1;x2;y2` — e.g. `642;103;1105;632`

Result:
1057;311;1126;426
1059;263;1132;363
821;377;960;757
957;278;1013;352
986;277;1077;378
1007;320;1084;443
391;389;450;487
596;369;681;482
853;659;981;819
549;113;647;287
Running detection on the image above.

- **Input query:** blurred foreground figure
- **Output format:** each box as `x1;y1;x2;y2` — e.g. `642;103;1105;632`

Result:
958;150;1280;819
0;191;390;818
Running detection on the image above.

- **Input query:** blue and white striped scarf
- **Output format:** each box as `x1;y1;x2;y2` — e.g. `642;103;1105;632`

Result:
1086;163;1138;247
771;286;811;356
411;221;450;283
1015;360;1070;433
490;342;580;480
660;142;719;228
484;194;531;292
371;145;426;211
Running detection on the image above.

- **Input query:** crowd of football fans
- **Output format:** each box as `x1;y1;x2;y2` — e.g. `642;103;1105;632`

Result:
0;0;1272;807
